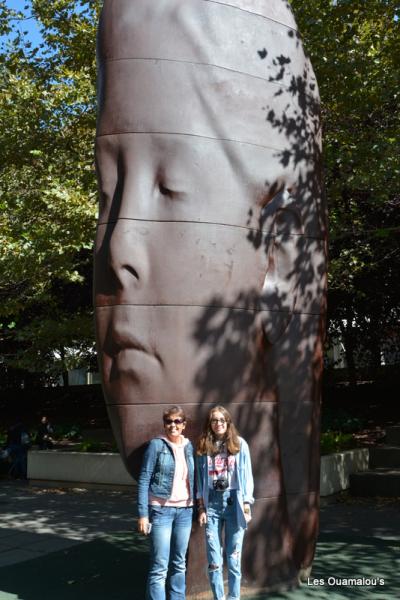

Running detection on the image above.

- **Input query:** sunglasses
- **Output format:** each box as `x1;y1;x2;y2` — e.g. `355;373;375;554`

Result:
164;418;185;425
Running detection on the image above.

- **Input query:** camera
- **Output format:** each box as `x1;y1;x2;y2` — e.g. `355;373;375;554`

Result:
213;477;229;491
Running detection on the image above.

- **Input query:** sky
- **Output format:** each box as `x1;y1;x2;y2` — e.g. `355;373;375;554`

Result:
2;0;43;48
2;1;90;50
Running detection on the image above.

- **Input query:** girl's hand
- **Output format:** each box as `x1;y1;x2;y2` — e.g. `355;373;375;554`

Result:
198;510;207;526
138;516;150;535
244;503;252;524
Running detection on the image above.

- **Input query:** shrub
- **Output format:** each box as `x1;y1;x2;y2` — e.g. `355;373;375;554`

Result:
321;406;364;434
53;424;82;440
77;439;118;453
320;431;356;455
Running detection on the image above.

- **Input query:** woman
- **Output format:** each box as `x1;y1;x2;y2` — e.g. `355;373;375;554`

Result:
196;406;254;600
137;406;194;600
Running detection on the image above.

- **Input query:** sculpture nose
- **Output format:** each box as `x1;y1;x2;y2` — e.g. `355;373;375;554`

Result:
105;218;149;299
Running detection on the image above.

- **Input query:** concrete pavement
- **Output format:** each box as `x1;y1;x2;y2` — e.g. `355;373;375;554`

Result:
0;482;399;599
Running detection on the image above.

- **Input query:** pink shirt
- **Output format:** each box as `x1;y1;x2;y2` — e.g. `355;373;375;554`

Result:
150;436;193;507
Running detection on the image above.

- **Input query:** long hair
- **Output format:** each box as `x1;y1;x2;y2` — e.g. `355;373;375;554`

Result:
196;406;240;456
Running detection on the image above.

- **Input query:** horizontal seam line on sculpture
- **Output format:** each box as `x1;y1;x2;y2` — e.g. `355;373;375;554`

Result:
95;304;322;316
107;402;278;407
256;491;319;499
95;131;285;152
203;0;297;31
96;218;325;241
103;57;316;101
286;490;319;496
106;401;280;406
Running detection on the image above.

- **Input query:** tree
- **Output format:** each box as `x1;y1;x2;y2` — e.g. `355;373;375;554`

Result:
0;1;102;384
291;0;400;380
1;1;399;385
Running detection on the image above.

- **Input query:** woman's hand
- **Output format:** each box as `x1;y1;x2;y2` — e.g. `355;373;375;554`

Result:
198;509;207;526
138;516;150;535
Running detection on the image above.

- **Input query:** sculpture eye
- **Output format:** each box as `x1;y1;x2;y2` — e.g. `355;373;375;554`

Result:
159;182;173;197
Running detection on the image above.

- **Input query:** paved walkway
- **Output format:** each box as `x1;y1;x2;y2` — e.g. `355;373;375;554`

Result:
0;482;399;599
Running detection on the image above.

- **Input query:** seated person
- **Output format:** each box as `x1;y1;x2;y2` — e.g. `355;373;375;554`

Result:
36;415;54;450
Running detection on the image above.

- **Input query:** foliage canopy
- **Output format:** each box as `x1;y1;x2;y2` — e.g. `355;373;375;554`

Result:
0;1;101;383
0;0;399;384
292;0;400;375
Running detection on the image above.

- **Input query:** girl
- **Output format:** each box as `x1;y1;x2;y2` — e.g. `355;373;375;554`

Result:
196;406;254;600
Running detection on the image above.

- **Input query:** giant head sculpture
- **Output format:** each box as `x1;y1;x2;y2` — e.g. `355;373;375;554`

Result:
95;0;327;594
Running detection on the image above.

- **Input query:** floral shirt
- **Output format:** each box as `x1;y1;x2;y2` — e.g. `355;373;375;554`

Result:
207;443;237;490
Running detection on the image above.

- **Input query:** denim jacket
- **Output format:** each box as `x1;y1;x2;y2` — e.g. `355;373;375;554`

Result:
196;437;254;529
137;437;195;518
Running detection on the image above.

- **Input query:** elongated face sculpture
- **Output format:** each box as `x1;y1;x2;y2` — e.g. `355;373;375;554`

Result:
95;0;327;593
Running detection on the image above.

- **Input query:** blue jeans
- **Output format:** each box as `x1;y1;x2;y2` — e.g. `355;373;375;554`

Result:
7;444;27;479
205;489;245;600
147;505;193;600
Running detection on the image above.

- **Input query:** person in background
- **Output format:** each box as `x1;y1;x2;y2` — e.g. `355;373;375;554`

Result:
196;406;254;600
36;415;54;450
5;419;31;479
137;405;195;600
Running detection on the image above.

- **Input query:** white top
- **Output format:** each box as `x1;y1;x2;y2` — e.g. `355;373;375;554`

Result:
207;442;237;490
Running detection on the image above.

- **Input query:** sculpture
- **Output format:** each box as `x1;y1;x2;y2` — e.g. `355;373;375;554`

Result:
94;0;327;595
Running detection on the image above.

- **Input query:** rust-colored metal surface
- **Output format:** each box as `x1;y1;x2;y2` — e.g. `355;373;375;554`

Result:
94;0;327;594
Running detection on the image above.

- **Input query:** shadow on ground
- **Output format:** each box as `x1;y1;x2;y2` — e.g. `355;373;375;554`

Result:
0;533;149;600
1;498;399;600
1;529;398;600
247;532;399;600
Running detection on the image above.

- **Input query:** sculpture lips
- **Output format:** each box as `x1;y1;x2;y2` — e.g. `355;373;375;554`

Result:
107;328;164;367
108;329;153;357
